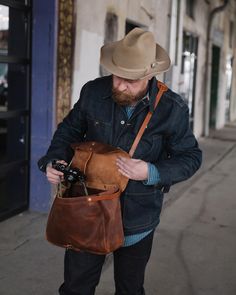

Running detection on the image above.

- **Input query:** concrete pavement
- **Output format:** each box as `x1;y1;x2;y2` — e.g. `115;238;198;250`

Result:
0;125;236;295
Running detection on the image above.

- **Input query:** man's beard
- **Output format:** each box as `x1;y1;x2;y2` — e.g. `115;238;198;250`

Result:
112;87;148;106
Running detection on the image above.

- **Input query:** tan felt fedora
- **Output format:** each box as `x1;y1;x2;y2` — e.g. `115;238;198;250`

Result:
100;28;171;80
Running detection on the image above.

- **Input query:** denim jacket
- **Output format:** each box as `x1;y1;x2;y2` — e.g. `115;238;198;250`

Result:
38;76;202;235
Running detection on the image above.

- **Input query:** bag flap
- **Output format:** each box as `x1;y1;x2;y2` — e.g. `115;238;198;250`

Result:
71;141;130;192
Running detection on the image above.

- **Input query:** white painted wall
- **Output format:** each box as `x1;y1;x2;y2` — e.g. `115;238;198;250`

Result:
72;30;103;105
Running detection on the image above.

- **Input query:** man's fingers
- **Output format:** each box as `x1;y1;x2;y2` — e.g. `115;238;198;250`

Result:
116;157;134;178
46;165;64;175
116;157;138;174
116;157;132;169
118;168;130;179
45;160;68;185
47;173;62;182
47;177;60;185
116;157;148;181
46;166;64;184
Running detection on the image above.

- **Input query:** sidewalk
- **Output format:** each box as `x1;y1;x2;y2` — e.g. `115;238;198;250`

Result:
1;126;236;295
96;127;236;295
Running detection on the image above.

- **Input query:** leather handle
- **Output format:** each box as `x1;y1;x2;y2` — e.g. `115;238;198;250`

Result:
129;81;168;157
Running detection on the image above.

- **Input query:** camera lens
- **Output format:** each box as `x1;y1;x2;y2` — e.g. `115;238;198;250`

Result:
67;174;75;183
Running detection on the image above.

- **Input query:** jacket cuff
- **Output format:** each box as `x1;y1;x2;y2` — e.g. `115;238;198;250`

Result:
143;163;160;185
38;156;58;173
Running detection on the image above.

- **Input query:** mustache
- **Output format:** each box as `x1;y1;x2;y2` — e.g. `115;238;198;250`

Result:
112;87;148;106
112;88;138;106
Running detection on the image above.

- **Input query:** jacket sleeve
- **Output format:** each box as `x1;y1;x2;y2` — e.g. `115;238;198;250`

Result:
155;104;202;189
37;84;88;172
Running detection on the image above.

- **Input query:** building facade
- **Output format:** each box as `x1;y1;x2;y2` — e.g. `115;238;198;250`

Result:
0;0;235;219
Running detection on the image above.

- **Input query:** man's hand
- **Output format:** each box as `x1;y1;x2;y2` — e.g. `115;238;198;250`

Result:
46;160;68;185
116;157;148;181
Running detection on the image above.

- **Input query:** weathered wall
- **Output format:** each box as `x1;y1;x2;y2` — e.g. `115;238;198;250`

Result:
230;32;236;121
228;2;236;122
181;0;236;134
212;0;235;129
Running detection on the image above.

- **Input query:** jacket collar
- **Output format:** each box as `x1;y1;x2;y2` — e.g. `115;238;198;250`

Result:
101;75;113;99
148;77;159;113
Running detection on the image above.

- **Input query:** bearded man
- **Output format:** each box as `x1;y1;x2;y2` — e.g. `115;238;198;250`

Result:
38;28;202;295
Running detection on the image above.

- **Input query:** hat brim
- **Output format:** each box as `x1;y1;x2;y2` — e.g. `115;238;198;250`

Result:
100;41;171;80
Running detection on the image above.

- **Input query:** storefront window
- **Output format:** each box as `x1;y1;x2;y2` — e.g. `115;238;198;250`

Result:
0;1;30;221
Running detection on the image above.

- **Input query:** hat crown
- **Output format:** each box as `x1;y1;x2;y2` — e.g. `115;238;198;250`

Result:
100;27;171;80
113;28;156;70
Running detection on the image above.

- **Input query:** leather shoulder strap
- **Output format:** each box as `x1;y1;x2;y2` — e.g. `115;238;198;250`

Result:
129;81;168;157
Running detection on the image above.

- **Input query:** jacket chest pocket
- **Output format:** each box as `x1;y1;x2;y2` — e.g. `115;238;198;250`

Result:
134;134;163;161
86;117;112;142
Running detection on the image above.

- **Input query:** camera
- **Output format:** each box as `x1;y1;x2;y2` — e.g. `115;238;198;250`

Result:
52;161;86;184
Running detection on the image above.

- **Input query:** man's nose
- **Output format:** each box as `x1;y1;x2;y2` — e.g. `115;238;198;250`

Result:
114;76;127;91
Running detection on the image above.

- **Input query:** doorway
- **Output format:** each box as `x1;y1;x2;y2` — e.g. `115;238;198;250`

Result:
0;1;31;221
180;31;198;129
209;45;220;128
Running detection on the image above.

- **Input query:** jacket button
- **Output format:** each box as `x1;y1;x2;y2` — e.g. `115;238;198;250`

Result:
120;120;125;125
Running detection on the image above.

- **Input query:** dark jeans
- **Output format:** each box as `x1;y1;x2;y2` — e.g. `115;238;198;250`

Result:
59;231;154;295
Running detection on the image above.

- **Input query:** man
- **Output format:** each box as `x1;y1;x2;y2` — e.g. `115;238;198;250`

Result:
38;28;202;295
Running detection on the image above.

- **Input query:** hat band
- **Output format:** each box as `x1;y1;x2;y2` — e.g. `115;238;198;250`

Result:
112;56;152;74
112;57;166;74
